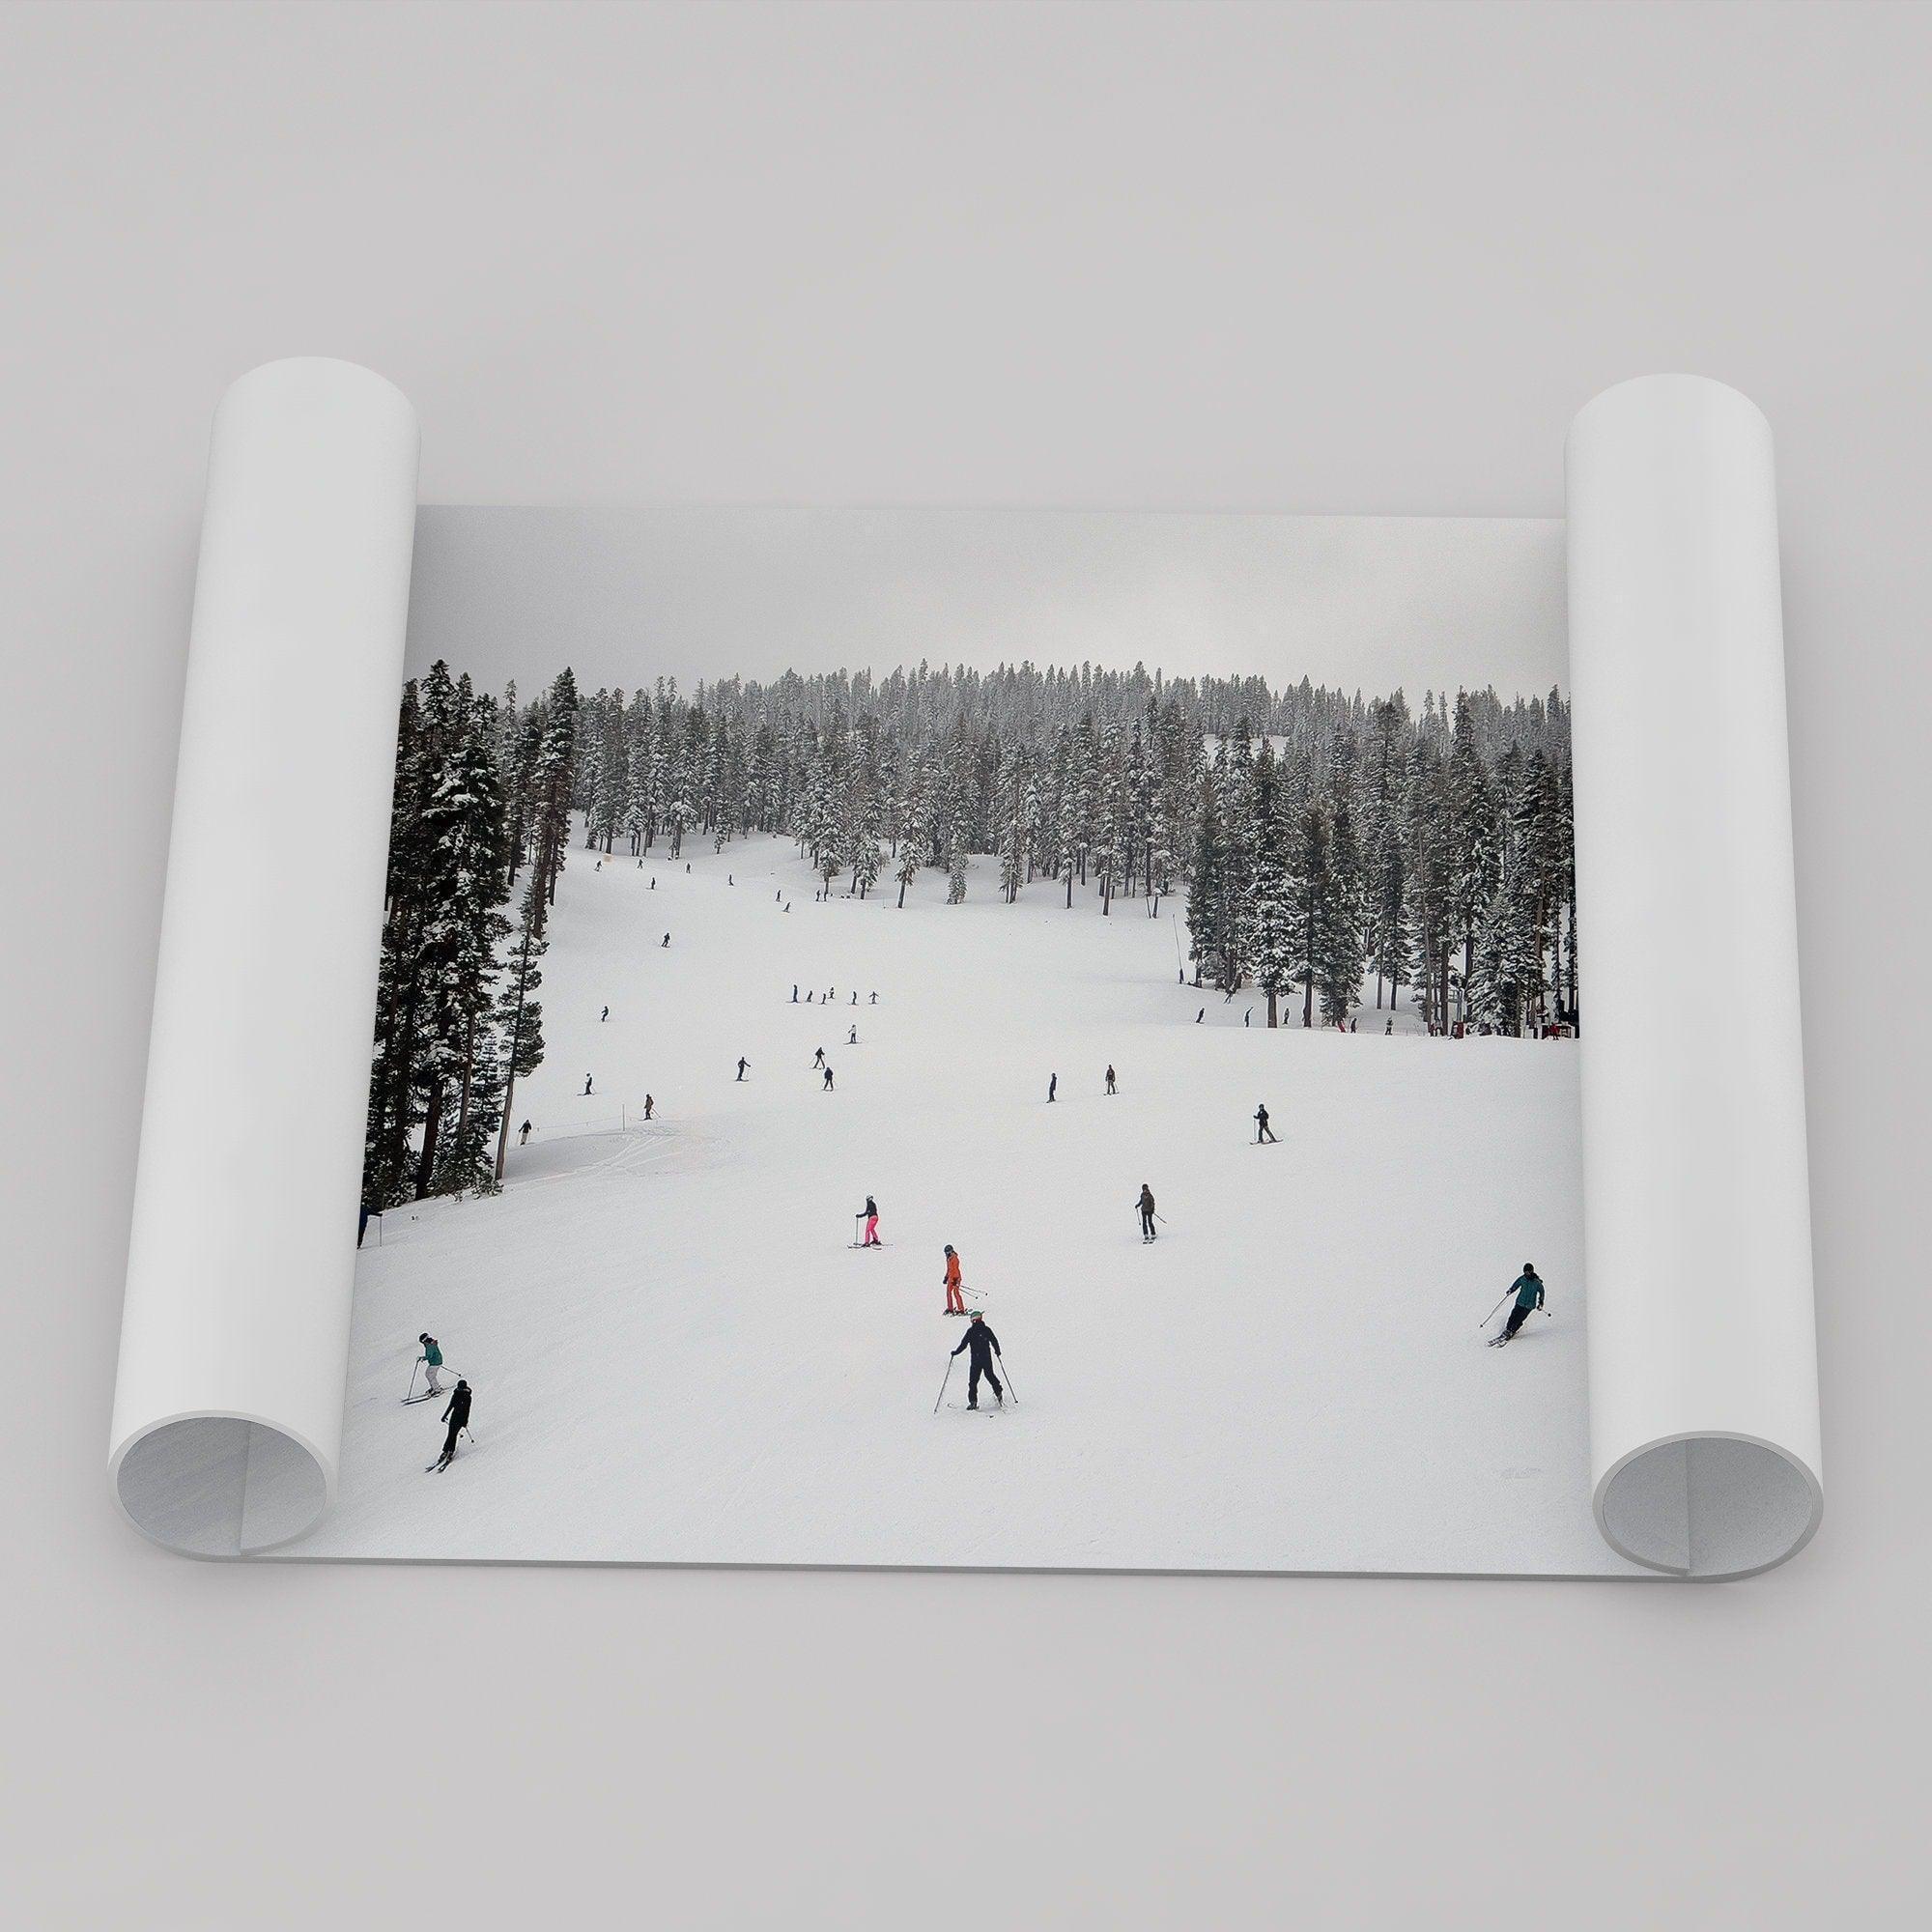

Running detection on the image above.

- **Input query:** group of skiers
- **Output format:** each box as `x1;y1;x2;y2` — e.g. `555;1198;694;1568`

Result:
413;1333;472;1472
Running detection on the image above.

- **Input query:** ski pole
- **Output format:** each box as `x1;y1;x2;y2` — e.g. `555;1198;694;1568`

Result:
1477;1291;1511;1328
405;1359;420;1402
932;1355;955;1415
997;1360;1018;1406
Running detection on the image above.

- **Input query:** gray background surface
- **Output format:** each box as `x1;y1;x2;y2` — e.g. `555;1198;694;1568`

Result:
1;3;1924;1925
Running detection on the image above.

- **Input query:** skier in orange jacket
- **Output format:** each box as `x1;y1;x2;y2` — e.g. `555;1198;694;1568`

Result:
942;1244;966;1316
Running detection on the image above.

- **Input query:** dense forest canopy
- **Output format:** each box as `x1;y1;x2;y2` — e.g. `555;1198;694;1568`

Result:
363;659;1577;1209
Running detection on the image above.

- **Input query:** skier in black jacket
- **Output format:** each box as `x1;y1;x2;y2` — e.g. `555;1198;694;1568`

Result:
1136;1183;1157;1241
950;1314;1005;1408
432;1379;472;1472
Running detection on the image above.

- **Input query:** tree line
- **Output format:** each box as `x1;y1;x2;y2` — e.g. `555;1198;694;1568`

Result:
362;658;1575;1208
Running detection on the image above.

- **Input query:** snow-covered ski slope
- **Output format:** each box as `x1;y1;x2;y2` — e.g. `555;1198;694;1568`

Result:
306;827;1639;1574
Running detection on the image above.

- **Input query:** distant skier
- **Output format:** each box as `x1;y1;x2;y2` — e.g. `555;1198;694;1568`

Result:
583;1075;594;1096
1105;1065;1118;1095
737;1057;751;1081
650;877;656;889
859;1195;881;1247
1491;1264;1547;1347
594;859;602;871
807;989;814;1002
1254;1103;1277;1145
942;1243;966;1316
1244;1010;1252;1028
851;991;858;1006
601;1005;609;1022
950;1313;1004;1408
822;1065;835;1092
417;1332;444;1395
431;1379;472;1471
847;1026;858;1044
1196;1008;1205;1024
1048;1072;1057;1103
519;1120;531;1145
813;1046;826;1067
792;984;799;1002
662;933;670;948
1385;1019;1394;1036
869;991;878;1005
643;1094;654;1120
1136;1183;1157;1242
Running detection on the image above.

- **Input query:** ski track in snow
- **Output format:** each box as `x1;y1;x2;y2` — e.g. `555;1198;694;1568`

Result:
302;828;1639;1575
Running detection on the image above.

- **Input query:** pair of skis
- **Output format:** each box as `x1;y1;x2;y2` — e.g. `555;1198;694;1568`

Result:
425;1429;474;1472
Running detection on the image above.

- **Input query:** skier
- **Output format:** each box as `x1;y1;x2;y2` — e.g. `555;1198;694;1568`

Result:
859;1195;881;1247
1048;1073;1057;1103
942;1244;966;1316
869;991;878;1005
813;1046;826;1067
949;1313;1005;1408
583;1075;594;1096
417;1332;444;1395
737;1056;751;1081
519;1120;531;1145
662;933;669;948
594;860;601;871
1105;1065;1118;1095
822;1064;835;1092
601;1005;609;1022
1385;1019;1394;1036
643;1094;654;1121
431;1379;472;1471
807;990;814;1002
1196;1008;1205;1024
1244;1009;1252;1028
1255;1103;1277;1145
847;1026;858;1045
792;984;799;1003
1136;1183;1157;1243
1491;1264;1547;1347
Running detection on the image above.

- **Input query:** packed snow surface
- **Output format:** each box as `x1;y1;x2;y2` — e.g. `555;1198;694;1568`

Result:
300;829;1637;1574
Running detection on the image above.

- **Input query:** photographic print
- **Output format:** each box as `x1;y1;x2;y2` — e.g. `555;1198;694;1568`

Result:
306;506;1625;1572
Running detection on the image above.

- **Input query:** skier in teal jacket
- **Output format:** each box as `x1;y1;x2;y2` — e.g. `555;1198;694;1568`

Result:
418;1332;444;1394
1493;1265;1546;1346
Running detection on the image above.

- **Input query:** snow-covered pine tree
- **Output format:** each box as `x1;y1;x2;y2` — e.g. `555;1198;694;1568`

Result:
1241;750;1296;1027
491;871;550;1182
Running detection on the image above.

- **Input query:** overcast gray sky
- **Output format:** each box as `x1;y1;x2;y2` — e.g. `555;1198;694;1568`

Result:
405;506;1565;701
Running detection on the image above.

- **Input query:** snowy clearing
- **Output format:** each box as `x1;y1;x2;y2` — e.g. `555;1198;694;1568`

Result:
301;827;1636;1574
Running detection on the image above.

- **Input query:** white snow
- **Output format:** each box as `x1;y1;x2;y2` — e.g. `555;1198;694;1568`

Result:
299;826;1640;1574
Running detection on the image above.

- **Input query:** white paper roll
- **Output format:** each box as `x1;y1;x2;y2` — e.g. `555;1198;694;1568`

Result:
109;359;418;1554
1569;376;1822;1577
